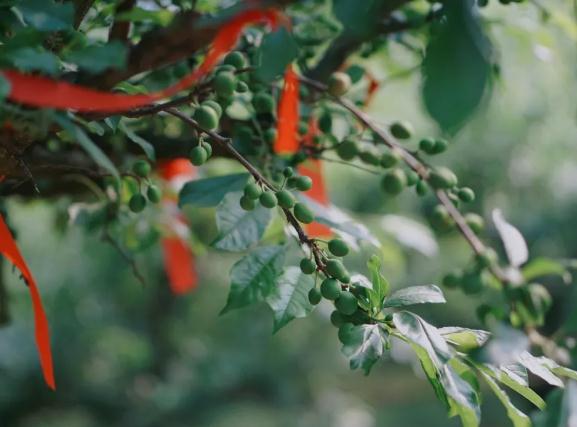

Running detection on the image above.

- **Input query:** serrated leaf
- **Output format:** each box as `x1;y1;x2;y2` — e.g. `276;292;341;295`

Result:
366;255;389;310
480;370;531;427
255;27;298;83
393;311;452;368
221;245;285;314
493;209;529;268
440;327;490;352
266;266;315;333
17;0;74;31
340;324;387;375
440;365;481;427
65;41;127;74
212;192;272;252
518;352;564;388
384;285;445;308
179;173;249;208
119;122;155;160
55;115;119;180
421;0;492;132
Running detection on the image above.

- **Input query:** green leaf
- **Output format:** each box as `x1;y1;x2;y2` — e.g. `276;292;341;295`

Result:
533;381;577;427
266;266;315;333
17;0;74;31
440;327;490;352
366;255;389;310
254;27;298;83
65;41;127;74
440;365;481;427
212;192;272;252
6;47;60;75
384;285;445;308
522;258;568;281
55;115;119;180
480;370;531;427
221;245;285;314
421;0;492;132
119;122;156;160
393;311;452;368
116;8;174;26
333;0;383;38
340;324;387;375
472;324;529;366
0;74;10;100
179;173;249;208
518;352;564;388
493;209;528;268
479;364;546;410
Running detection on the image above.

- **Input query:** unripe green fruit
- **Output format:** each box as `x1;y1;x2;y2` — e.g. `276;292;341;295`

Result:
201;141;213;157
325;259;346;280
476;248;497;268
337;139;359;160
202;100;222;118
214;72;236;98
308;287;322;305
283;167;294;178
338;323;355;344
224;51;247;69
330;310;346;327
462;272;485;295
300;258;316;275
236;81;249;93
318;113;332;133
419;137;436;154
430;205;454;231
457;187;475;203
335;291;357;315
293;203;314;224
328;72;352;97
406;170;419;187
340;272;351;284
432;138;448;154
263;128;277;144
380;150;400;168
244;183;262;199
146;185;162;203
129;194;147;213
416;180;428;196
389;120;413;139
216;64;235;74
194;106;219;130
236;126;254;144
359;149;380;166
292;151;307;164
429;167;458;189
442;271;462;289
298;121;309;135
190;145;208;165
321;278;341;300
259;191;278;208
240;195;256;211
133;160;151;178
295;175;313;191
328;238;349;257
382;168;407;195
276;190;295;209
465;213;484;234
252;92;275;114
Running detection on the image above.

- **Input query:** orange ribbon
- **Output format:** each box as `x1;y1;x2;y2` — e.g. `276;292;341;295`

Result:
274;64;300;154
0;215;55;390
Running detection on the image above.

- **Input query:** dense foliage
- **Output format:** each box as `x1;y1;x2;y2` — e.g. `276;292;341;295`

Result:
1;0;577;426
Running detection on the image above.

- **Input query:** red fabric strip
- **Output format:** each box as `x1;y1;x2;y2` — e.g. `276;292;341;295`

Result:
274;64;300;154
0;215;55;390
2;8;282;113
159;159;198;294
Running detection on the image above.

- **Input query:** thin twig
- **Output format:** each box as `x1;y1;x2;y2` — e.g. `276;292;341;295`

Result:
101;227;147;287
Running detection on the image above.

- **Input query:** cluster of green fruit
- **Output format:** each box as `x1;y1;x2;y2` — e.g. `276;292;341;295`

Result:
190;138;214;166
128;160;162;213
239;167;316;223
302;238;360;318
441;248;498;295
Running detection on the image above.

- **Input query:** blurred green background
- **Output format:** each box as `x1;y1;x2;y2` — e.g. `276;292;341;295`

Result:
1;2;577;426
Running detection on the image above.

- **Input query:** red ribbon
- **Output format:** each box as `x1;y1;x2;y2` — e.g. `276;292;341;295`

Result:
274;64;300;154
0;215;55;390
1;8;282;113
